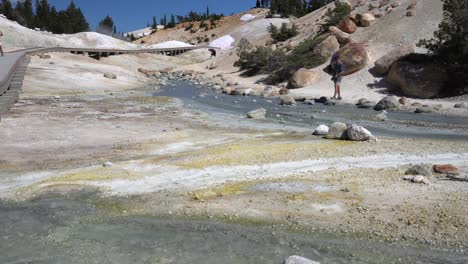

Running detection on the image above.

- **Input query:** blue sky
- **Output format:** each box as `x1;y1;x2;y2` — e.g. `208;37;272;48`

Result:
45;0;257;33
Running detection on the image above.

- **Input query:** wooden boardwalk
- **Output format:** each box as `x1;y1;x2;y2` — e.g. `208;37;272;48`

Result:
0;46;208;117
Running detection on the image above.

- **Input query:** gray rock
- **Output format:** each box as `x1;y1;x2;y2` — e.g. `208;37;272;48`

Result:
103;72;117;79
283;255;320;264
454;102;467;109
374;96;399;111
405;164;433;176
247;108;267;119
304;99;315;105
280;95;296;106
414;107;432;114
160;80;168;86
213;85;222;90
326;122;348;139
347;124;377;141
356;98;374;108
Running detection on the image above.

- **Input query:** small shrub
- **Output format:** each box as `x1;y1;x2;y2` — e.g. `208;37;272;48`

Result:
185;23;194;31
321;2;351;32
268;23;299;43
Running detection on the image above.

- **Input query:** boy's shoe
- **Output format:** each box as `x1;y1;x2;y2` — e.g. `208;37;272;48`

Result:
337;96;342;100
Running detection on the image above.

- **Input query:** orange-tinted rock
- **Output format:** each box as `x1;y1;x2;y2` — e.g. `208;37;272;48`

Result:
338;19;357;34
433;164;459;174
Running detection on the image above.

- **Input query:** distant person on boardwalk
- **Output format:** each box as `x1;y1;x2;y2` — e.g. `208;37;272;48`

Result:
331;53;345;100
0;31;3;56
209;48;216;58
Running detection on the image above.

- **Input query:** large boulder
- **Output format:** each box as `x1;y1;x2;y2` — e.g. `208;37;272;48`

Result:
280;95;297;105
329;26;354;45
288;68;321;88
374;44;415;75
326;122;348;139
387;60;446;99
347;124;377;141
335;43;370;74
313;35;340;58
374;96;399;110
283;255;320;264
338;18;357;34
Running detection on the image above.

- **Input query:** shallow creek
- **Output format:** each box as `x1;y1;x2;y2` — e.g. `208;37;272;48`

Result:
1;194;467;264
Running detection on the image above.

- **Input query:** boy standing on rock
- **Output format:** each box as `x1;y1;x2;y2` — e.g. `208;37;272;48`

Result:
331;53;345;100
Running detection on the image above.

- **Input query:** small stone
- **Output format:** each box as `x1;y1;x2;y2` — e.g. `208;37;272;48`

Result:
103;72;117;79
313;125;329;135
304;99;315;105
406;10;415;17
376;111;388;121
283;255;320;264
103;161;113;167
280;95;296;106
247;108;267;119
415;107;432;114
374;96;399;111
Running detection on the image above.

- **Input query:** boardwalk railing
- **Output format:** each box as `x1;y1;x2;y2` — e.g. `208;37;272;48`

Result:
0;46;211;117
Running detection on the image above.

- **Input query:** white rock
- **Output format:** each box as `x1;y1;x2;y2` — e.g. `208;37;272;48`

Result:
283;255;320;264
103;161;113;167
313;125;330;135
247;108;267;119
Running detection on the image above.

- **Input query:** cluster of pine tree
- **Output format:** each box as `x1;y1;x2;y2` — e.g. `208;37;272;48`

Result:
0;0;89;34
148;6;223;30
256;0;334;17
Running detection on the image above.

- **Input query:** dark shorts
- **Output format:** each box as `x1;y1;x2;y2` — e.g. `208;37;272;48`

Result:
334;76;342;84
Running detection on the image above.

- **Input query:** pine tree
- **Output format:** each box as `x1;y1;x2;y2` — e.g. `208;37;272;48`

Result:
0;0;15;21
152;16;158;30
168;14;176;28
35;0;52;30
97;15;114;35
256;0;261;8
23;0;34;28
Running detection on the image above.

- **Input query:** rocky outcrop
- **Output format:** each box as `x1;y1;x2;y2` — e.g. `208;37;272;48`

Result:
338;18;357;34
335;43;370;74
283;255;320;264
374;44;415;75
329;26;354;45
374;96;399;111
247;108;266;119
313;35;340;58
387;60;446;99
288;68;321;89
